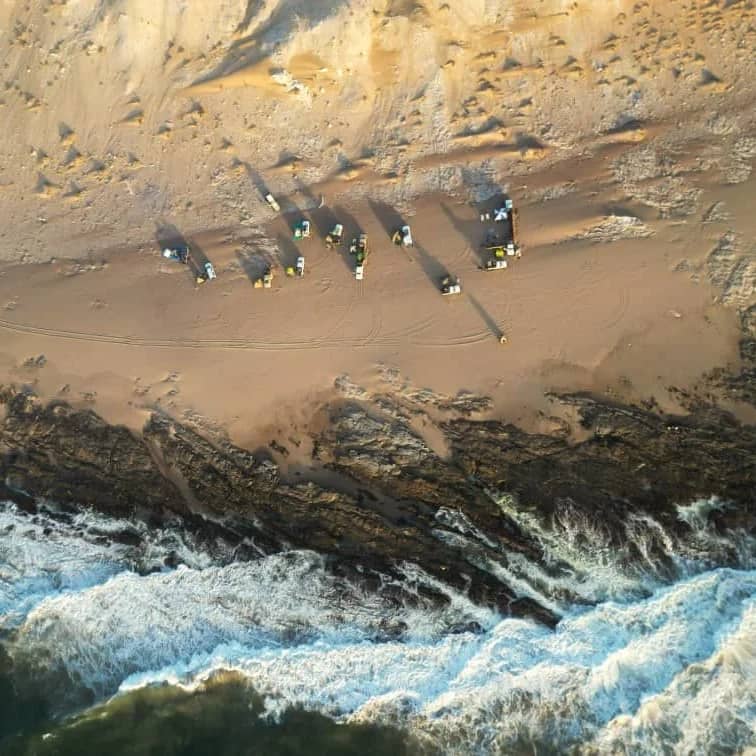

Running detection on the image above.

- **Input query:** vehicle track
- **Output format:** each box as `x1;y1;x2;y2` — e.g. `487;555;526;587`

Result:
412;330;491;348
318;282;360;343
602;286;630;331
360;305;383;347
0;315;485;352
381;313;437;341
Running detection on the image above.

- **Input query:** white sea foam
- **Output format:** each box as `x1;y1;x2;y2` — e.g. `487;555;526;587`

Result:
0;502;217;628
590;599;756;754
488;492;662;602
105;568;756;754
2;499;755;753
676;497;756;569
11;550;498;699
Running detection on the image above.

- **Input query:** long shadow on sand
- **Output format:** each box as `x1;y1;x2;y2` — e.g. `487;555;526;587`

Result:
413;244;449;293
239;162;269;201
238;161;311;272
236;250;272;286
331;205;364;275
291;178;342;248
368;199;451;292
240;160;302;219
367;200;404;243
307;205;339;241
293;177;325;215
440;202;487;266
276;232;301;272
467;294;502;341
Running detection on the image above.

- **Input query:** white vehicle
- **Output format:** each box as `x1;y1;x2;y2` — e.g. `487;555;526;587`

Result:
393;225;413;247
264;193;281;213
203;262;216;280
506;242;520;257
484;259;508;271
400;225;413;247
352;234;368;279
294;220;311;239
296;256;305;276
440;275;462;295
162;246;189;264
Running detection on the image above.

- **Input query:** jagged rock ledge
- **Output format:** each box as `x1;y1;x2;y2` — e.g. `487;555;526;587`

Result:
1;372;754;629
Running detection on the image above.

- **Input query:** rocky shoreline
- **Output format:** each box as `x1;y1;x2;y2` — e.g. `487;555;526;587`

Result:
2;312;754;629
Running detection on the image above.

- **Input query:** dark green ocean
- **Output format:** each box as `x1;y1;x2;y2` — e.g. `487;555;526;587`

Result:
1;672;426;756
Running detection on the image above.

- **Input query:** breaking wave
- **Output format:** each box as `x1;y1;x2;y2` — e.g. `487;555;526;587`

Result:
1;500;755;753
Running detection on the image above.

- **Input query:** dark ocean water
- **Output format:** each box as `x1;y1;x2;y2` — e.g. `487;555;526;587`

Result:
1;673;424;756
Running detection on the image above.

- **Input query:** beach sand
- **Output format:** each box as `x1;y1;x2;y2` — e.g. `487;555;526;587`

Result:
0;0;754;447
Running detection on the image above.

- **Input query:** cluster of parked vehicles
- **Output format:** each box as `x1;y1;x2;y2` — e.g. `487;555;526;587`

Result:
161;195;520;298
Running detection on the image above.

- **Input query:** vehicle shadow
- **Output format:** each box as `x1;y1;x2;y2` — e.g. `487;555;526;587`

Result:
308;205;339;241
367;200;405;243
439;202;487;266
332;205;363;275
236;250;271;286
239;161;270;201
293;176;326;214
240;160;294;217
477;193;515;246
291;177;338;242
155;222;207;282
276;232;301;273
467;294;503;340
241;159;317;223
188;239;211;273
414;244;449;293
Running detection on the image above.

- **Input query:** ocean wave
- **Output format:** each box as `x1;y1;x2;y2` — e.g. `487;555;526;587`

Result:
2;500;755;753
113;569;755;754
0;502;219;629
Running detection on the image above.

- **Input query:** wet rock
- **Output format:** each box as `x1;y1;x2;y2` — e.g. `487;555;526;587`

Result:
1;364;754;628
444;393;755;548
0;389;184;520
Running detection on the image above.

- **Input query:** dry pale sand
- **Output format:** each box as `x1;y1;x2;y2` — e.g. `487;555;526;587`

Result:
0;0;754;447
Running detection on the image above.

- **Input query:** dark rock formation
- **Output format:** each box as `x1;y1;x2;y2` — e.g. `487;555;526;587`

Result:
0;389;181;522
1;364;754;628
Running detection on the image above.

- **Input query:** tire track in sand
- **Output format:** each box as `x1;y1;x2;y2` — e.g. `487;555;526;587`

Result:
0;315;489;353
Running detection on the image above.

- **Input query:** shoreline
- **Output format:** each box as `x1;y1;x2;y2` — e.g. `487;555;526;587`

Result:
2;323;754;625
1;1;755;752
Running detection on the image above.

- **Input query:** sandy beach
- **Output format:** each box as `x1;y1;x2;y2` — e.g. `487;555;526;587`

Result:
1;0;754;447
0;150;752;449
